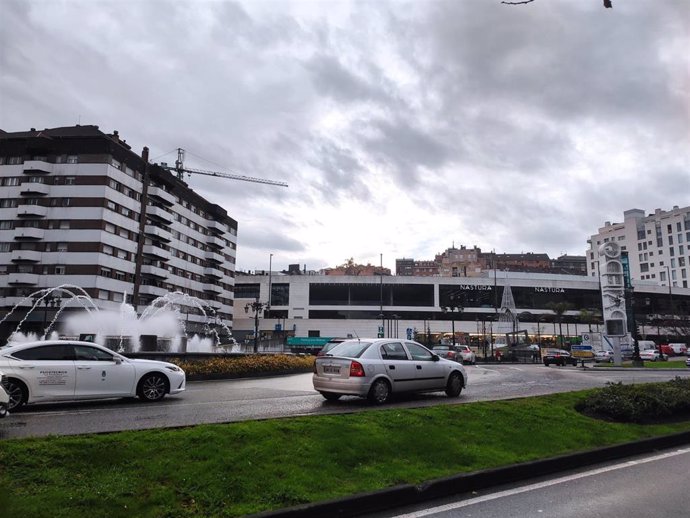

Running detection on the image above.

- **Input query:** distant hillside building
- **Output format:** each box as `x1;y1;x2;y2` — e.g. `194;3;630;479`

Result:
551;254;587;275
480;252;551;273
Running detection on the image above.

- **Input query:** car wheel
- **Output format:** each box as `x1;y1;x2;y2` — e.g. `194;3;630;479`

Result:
368;378;391;405
3;379;27;411
445;372;463;397
320;391;342;401
137;373;169;402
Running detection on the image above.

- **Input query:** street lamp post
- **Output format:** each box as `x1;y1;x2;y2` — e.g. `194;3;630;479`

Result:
664;265;674;341
32;294;62;338
245;298;268;353
441;296;463;347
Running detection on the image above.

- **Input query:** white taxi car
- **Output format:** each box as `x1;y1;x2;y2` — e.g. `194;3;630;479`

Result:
0;369;10;418
0;340;185;411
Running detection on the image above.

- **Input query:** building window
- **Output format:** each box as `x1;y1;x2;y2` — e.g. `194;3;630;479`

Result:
66;155;78;164
55;265;66;274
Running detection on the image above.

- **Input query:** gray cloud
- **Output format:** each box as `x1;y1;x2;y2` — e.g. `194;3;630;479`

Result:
1;0;688;270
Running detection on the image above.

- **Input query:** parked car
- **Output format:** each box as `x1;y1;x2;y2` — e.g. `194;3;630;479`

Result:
594;350;614;363
455;344;477;365
0;340;186;411
312;338;467;404
432;345;459;362
543;349;578;367
639;349;666;362
0;370;9;418
686;356;690;368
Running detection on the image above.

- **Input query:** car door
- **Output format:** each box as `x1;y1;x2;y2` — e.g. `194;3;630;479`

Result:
8;344;76;402
73;344;137;398
405;342;447;391
378;341;418;393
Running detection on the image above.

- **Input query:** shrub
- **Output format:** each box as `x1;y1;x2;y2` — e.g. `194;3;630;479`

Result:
576;377;690;423
171;354;315;377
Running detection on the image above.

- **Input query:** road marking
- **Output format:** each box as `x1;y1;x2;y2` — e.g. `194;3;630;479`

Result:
390;448;690;518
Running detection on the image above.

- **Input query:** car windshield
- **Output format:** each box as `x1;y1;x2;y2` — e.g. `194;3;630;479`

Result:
325;340;372;358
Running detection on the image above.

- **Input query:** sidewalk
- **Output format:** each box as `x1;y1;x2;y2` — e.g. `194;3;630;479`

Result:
252;431;690;518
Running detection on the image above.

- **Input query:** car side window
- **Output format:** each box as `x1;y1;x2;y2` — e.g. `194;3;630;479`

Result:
405;342;434;361
12;345;74;361
74;345;114;362
380;342;408;360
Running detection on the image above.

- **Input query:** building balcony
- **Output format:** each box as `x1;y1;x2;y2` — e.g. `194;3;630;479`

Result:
13;227;45;240
144;224;172;242
11;250;41;262
148;186;175;206
142;244;170;261
8;273;40;285
20;183;50;196
205;251;225;263
204;266;224;278
203;283;224;295
146;205;173;225
16;205;48;218
141;264;169;278
206;220;226;234
139;284;169;297
22;160;54;174
206;235;225;249
205;299;223;311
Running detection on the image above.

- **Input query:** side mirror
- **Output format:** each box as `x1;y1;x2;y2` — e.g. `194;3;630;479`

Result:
113;356;122;365
432;354;440;362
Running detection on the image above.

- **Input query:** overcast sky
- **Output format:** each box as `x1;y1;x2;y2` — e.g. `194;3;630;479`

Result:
1;0;688;273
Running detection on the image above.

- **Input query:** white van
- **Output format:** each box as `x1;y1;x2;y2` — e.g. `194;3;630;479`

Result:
669;343;688;355
637;340;657;351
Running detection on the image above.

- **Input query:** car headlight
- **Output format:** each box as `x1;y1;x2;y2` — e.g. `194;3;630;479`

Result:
165;365;182;373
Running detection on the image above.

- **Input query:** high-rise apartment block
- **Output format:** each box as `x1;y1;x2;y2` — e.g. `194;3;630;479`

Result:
0;125;237;340
587;207;690;287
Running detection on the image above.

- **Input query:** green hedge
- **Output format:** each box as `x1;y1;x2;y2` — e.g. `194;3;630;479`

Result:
576;377;690;423
171;354;315;377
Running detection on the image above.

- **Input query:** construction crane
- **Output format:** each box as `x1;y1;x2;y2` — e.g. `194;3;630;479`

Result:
158;148;288;188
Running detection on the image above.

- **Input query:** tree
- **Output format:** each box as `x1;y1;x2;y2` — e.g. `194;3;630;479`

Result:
546;301;574;348
578;308;602;333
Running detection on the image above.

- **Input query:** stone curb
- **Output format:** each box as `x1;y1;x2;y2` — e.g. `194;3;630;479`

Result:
250;430;690;518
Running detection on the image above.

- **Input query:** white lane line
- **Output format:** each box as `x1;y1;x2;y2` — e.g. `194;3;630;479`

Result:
390;447;690;518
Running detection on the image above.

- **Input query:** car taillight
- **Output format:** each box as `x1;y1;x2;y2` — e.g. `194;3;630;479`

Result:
349;361;365;377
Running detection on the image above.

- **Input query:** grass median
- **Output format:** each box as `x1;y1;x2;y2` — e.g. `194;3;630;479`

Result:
2;390;690;518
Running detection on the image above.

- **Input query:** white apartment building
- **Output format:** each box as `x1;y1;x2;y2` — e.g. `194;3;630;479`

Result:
0;125;237;341
587;207;690;288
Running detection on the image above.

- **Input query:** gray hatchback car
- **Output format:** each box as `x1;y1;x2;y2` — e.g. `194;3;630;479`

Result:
312;338;467;404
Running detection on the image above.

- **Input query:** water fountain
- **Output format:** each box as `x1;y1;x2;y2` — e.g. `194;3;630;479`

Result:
1;285;239;354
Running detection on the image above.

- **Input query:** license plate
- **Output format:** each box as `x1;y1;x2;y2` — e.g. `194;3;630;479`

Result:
323;365;340;374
